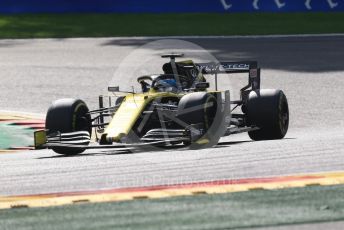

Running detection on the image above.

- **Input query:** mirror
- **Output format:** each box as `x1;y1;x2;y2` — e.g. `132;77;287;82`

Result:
108;86;120;92
195;82;209;90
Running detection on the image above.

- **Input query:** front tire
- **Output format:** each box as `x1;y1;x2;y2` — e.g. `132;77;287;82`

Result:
246;89;289;141
177;92;218;147
45;98;92;155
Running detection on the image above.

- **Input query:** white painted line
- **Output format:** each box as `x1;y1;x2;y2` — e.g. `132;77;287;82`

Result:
1;33;344;42
97;33;344;40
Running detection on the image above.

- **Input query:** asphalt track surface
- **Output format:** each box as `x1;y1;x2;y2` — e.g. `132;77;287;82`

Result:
0;35;344;199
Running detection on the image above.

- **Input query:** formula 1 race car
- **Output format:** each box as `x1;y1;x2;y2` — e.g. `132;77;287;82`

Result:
34;54;289;155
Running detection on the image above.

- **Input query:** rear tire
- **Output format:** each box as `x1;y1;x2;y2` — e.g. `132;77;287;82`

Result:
246;89;289;141
45;98;92;155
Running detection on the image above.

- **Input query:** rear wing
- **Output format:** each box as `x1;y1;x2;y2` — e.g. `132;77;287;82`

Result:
196;61;261;92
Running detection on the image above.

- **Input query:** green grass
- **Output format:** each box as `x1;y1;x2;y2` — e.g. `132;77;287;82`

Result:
0;124;33;149
0;12;344;38
1;185;344;230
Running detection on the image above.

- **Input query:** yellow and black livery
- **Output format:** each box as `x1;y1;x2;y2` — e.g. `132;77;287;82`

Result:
35;54;289;155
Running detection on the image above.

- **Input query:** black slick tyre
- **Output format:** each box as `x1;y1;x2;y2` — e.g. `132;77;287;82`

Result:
246;89;289;141
177;92;218;146
45;98;92;155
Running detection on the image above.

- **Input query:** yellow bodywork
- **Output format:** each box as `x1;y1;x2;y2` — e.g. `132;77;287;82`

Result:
34;130;47;148
104;90;182;142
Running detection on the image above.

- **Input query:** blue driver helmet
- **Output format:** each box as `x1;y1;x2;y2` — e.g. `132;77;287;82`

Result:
156;79;178;92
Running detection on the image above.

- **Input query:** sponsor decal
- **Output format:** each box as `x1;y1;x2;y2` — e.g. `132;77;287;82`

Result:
221;63;250;70
220;0;340;11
